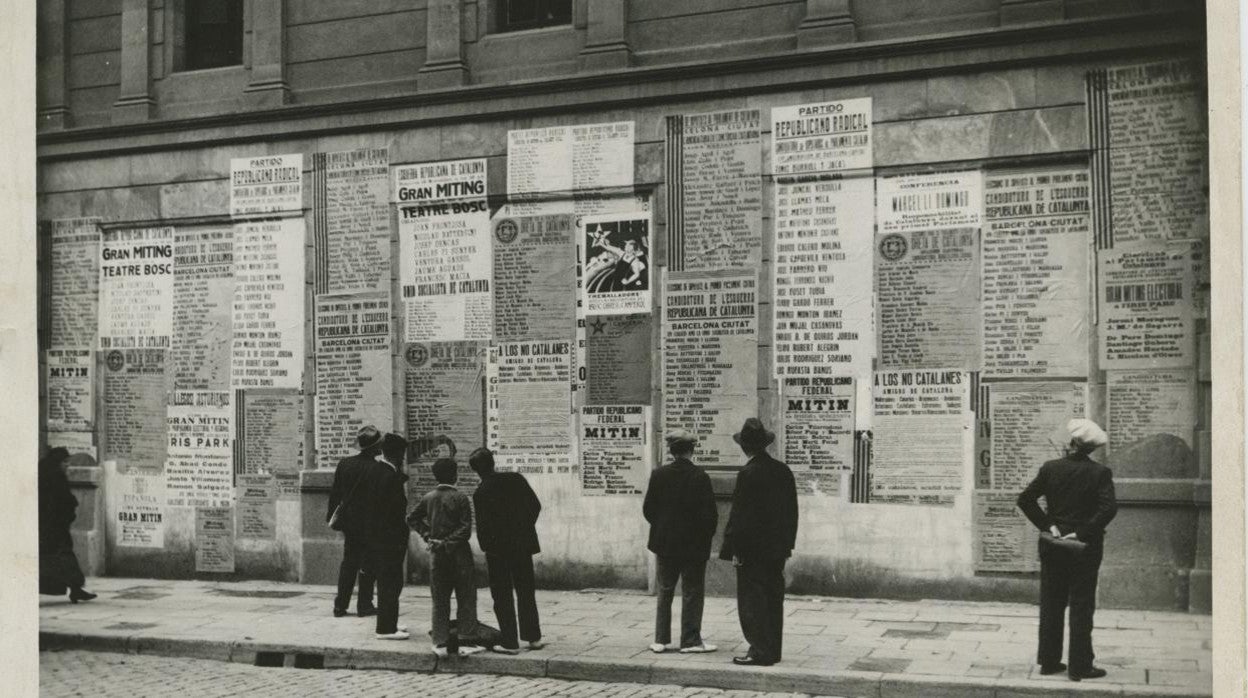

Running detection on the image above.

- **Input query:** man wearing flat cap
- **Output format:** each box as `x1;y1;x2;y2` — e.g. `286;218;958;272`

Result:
643;429;719;654
326;425;383;618
1017;418;1118;682
719;418;798;666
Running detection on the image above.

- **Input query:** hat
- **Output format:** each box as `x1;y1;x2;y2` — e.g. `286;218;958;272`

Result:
1066;419;1108;448
732;418;775;449
664;429;696;447
357;425;383;450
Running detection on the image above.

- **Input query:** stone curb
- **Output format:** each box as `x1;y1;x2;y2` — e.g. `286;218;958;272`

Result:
38;631;1213;698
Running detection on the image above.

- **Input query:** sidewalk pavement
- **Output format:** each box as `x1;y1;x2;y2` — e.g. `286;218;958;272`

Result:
39;577;1211;698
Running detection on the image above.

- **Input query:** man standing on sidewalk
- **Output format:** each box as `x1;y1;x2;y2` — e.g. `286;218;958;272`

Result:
361;432;412;640
1017;418;1117;682
719;418;798;667
326;426;380;619
643;429;719;655
468;447;545;654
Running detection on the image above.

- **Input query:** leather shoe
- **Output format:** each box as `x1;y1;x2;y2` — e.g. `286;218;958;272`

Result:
1039;662;1067;675
68;589;97;604
332;608;347;618
732;655;775;666
357;606;377;617
1069;666;1108;681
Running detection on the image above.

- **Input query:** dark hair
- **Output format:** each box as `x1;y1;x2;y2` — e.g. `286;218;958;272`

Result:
39;447;71;476
432;458;458;484
379;433;408;467
668;440;694;457
468;447;495;474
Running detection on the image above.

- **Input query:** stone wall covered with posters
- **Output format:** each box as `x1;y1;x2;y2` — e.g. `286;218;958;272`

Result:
37;9;1210;609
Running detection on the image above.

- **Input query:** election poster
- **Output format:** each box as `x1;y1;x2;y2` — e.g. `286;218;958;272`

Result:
1098;241;1196;369
875;171;983;370
773;175;875;386
973;491;1040;573
195;507;235;573
314;293;393;469
99;227;175;350
165;390;234;509
236;473;277;540
781;376;855;472
507;122;635;198
231;218;306;389
1107;368;1196;450
46;348;93;432
47;217;100;347
108;464;166;548
102;348;167;471
672;109;763;271
396;158;493;342
1106;59;1208;247
662;271;758;469
580;405;650;496
486;341;575;474
982;168;1091;378
405;341;488;492
871;369;970;502
580;212;652;315
230;153;303;217
320;147;391;294
238;391;305;475
987;382;1087;491
172;225;234;390
491;210;578;341
771;97;873;177
586;314;651;406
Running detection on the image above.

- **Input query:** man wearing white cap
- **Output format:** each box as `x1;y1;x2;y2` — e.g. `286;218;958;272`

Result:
642;428;719;654
1017;418;1118;682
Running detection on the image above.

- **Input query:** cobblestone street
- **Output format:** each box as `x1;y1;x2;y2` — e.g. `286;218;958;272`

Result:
41;650;825;698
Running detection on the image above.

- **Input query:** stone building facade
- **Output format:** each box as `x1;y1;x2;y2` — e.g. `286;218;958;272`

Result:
37;0;1210;612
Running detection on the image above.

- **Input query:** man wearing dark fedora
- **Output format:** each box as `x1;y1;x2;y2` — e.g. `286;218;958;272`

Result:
326;425;382;618
719;418;798;666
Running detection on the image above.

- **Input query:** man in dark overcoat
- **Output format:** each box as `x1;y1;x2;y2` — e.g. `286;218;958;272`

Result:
326;425;381;618
719;418;798;666
1017;418;1117;681
469;447;545;652
643;428;718;654
361;432;413;639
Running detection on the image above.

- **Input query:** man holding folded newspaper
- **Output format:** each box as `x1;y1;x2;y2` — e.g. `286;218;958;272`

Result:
1017;419;1118;683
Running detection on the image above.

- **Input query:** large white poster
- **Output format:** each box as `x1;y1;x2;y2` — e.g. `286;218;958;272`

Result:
231;153;303;217
507;122;635;197
1098;241;1196;369
108;464;167;548
396;158;493;342
871;369;971;502
771;97;873;176
315;293;394;469
48;217;100;347
46;348;93;432
987;382;1087;491
486;341;575;474
99;227;175;350
165;391;234;509
231;218;306;389
580;405;650;496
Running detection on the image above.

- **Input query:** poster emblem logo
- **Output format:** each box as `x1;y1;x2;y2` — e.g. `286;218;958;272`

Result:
494;219;519;244
405;343;429;369
879;234;908;261
105;350;125;372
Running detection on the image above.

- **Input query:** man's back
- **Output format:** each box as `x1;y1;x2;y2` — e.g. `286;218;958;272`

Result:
328;454;372;531
412;486;474;544
473;472;540;554
643;458;717;559
361;459;410;547
721;453;798;561
1018;454;1117;543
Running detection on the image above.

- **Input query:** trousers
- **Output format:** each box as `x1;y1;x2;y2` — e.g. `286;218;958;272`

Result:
485;552;541;648
335;530;375;613
1038;540;1104;671
430;543;478;645
654;555;707;647
736;557;787;663
367;543;407;635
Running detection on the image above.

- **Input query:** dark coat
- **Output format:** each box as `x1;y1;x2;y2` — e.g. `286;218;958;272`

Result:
643;457;718;560
38;468;77;553
719;452;798;562
359;458;411;549
473;472;541;556
327;453;374;533
1017;454;1117;544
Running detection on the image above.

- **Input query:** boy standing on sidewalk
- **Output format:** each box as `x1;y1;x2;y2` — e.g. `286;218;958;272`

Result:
408;458;483;657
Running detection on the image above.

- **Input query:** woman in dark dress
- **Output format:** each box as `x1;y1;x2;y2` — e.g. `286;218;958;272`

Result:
39;448;96;602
